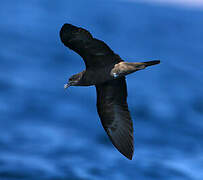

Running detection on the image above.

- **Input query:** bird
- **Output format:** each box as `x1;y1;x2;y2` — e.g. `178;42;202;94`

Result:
60;23;160;160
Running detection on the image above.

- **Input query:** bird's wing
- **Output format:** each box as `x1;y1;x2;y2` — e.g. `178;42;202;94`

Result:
96;77;134;160
60;24;122;69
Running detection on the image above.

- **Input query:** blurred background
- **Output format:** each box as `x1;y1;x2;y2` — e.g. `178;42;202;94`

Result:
0;0;203;179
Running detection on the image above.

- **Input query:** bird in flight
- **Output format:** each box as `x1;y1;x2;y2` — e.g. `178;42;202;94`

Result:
60;23;160;160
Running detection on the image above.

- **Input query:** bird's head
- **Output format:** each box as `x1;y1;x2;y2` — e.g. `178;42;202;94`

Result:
64;72;84;89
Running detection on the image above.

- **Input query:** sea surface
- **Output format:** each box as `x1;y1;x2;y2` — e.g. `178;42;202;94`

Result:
0;0;203;179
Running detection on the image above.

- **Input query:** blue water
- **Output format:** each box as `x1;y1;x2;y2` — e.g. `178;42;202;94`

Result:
0;0;203;179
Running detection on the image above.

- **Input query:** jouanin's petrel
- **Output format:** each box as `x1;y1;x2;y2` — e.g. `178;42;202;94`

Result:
60;23;160;160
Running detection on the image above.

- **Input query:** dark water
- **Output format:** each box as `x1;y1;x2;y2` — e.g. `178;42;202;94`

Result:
0;0;203;179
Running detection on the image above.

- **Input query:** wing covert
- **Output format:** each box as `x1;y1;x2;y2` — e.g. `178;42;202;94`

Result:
60;23;122;68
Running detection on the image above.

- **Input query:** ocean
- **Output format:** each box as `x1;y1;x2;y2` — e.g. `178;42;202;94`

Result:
0;0;203;179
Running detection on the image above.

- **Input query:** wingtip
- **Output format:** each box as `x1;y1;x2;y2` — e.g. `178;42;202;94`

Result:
121;148;134;160
108;132;134;160
60;23;76;29
128;156;133;160
60;23;78;46
124;152;134;160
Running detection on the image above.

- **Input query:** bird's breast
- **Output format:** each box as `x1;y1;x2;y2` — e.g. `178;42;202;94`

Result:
80;66;115;86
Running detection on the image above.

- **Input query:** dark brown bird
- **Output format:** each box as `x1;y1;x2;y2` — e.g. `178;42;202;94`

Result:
60;23;160;160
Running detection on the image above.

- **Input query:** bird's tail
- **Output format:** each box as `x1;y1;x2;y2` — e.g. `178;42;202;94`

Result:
142;60;160;67
110;60;160;78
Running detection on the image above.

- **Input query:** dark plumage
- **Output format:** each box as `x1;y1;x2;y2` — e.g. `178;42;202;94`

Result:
60;23;160;160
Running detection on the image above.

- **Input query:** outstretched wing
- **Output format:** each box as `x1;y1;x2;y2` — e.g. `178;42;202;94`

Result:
60;23;122;69
96;77;134;160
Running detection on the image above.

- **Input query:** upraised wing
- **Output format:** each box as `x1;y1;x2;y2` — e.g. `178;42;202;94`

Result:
60;23;122;69
96;77;134;160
